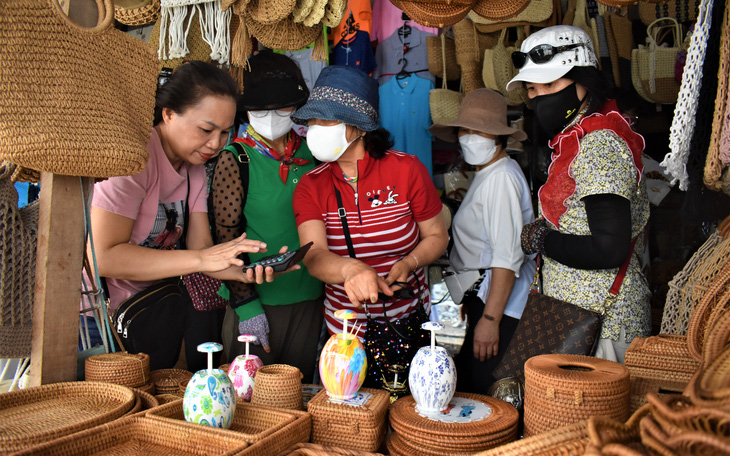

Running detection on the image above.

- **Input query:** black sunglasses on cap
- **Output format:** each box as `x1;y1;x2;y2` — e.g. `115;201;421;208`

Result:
511;43;587;69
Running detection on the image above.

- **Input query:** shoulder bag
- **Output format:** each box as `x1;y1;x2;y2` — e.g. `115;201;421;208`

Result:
334;186;429;390
493;240;635;381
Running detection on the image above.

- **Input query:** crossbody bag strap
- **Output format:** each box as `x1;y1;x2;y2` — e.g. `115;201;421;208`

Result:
534;237;637;316
334;185;357;259
229;142;250;233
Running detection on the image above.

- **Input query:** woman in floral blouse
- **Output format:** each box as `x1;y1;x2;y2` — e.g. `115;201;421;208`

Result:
508;25;651;362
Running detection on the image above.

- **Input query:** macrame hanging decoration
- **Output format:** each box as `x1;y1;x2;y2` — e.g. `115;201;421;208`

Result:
159;0;231;64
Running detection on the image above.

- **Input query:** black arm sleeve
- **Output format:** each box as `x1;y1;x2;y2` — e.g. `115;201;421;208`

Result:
543;194;632;269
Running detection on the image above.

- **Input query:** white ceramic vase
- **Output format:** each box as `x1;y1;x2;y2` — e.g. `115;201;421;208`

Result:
228;335;264;402
408;322;457;415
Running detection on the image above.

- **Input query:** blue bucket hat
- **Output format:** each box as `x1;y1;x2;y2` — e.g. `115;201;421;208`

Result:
292;65;379;132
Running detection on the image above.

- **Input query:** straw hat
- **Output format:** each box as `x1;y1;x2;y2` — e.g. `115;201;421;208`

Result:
468;0;552;26
114;0;160;26
247;0;296;25
429;88;527;143
303;0;327;27
471;0;531;21
292;0;315;22
391;0;476;28
248;16;322;51
322;0;347;27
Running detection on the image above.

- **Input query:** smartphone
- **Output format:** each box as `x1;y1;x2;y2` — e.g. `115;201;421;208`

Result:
243;242;313;273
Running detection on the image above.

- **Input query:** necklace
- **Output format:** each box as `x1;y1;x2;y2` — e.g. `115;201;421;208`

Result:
343;172;358;183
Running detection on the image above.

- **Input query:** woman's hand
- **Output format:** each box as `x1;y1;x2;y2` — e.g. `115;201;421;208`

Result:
342;260;392;307
386;255;417;285
214;245;301;284
473;317;500;362
197;233;267;272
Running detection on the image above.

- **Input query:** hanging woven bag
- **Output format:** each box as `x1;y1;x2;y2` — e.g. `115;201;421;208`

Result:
430;34;465;125
0;0;158;179
632;17;683;105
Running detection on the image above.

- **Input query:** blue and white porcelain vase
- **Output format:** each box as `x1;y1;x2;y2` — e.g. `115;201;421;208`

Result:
408;322;457;415
183;342;236;429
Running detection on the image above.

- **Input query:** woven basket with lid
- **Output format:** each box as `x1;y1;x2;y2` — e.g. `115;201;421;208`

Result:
150;368;193;395
307;387;390;452
524;354;630;437
85;352;151;388
251;364;304;410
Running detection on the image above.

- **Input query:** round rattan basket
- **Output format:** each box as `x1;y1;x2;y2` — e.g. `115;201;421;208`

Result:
84;352;150;388
0;381;136;453
150;368;193;395
251;364;304;410
524;354;630;437
686;257;730;361
155;393;184;404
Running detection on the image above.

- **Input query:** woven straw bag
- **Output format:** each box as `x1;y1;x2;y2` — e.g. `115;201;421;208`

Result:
149;6;212;70
159;0;232;64
523;354;631;437
0;0;157;179
704;3;730;191
639;0;700;26
427;34;461;80
604;11;633;89
115;0;161;26
430;34;465;126
489;28;529;106
632;18;683;105
0;163;38;359
250;364;304;410
454;16;500;66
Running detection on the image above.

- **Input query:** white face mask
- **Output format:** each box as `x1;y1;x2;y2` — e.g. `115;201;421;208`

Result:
459;134;499;166
305;123;359;163
248;110;294;140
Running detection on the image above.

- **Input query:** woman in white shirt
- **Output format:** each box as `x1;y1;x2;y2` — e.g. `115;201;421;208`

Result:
430;88;535;394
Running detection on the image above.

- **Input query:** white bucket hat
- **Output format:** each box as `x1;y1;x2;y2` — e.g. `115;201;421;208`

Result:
506;25;598;91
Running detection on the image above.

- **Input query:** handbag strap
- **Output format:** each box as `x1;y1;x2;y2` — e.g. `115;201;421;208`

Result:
532;238;637;316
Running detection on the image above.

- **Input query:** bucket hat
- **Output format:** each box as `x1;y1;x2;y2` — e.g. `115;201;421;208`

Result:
429;88;527;143
239;52;310;111
506;25;598;91
292;65;379;131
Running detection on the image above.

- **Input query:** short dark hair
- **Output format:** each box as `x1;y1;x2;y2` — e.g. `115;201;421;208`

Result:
153;61;238;125
563;66;615;115
363;128;394;159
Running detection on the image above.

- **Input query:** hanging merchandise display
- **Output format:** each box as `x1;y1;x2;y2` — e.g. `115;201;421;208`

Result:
390;0;476;28
115;0;161;26
468;0;555;33
150;4;213;70
0;0;157;179
426;33;461;80
639;0;700;26
661;0;715;191
158;0;231;64
631;18;683;105
0;163;38;359
183;342;236;429
430;34;464;125
704;3;730;190
482;27;529;106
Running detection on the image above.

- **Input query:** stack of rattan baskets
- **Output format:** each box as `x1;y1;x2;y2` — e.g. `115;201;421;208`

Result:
85;352;154;394
387;393;519;455
307;387;390;453
149;367;193;399
278;442;385;455
523;354;630;437
473;420;591;456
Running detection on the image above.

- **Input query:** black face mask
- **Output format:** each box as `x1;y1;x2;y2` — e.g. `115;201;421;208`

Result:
531;83;586;138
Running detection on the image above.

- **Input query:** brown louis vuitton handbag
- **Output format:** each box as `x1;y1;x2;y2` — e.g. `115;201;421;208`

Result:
493;243;635;381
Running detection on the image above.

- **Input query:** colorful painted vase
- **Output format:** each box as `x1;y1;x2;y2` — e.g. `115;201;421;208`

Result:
228;334;264;402
319;309;367;402
408;322;457;415
183;342;236;429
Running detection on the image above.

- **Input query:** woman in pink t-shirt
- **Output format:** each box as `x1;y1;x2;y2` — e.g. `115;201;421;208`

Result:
91;62;293;371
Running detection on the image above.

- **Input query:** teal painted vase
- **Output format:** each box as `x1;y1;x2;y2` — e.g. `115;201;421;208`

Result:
183;342;236;429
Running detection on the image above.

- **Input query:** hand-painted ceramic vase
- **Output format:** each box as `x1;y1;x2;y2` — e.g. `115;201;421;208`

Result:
228;335;264;402
319;309;367;402
408;322;457;415
183;342;236;429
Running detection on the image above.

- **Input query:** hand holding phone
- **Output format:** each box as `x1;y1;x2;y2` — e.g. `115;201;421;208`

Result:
243;242;313;273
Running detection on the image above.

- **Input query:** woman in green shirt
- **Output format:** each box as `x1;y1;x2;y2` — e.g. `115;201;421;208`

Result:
210;51;324;382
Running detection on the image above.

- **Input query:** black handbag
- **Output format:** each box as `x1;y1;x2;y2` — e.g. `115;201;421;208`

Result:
493;241;636;381
334;186;429;390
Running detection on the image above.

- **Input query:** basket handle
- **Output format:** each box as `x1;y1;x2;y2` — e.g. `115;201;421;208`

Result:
441;32;448;89
647;17;681;47
50;0;114;34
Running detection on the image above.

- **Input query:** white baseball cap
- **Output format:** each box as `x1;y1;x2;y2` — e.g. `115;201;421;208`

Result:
506;25;598;91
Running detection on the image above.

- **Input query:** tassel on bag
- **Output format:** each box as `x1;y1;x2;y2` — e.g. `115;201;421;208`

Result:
159;0;231;63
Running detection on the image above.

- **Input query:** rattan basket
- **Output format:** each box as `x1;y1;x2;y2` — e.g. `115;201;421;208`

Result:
235;406;313;456
627;367;693;413
84;352;151;388
307;387;389;452
647;392;730;437
278;442;385;456
473;420;590;455
251;364;304;410
624;335;700;375
389;393;519;451
146;398;296;443
150;368;193;395
686;256;730;361
0;381;136;453
524;355;631;437
137;382;155;395
13;415;250;455
154;393;184;404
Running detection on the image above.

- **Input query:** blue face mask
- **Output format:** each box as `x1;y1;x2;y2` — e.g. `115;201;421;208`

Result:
531;83;586;137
